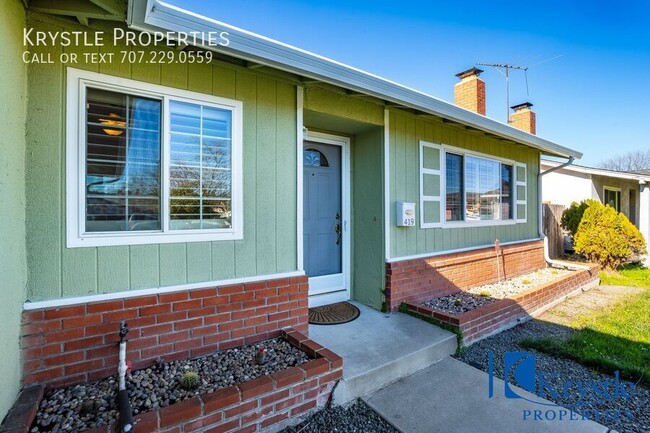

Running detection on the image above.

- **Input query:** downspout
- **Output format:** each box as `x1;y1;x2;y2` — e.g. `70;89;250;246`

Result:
538;157;590;271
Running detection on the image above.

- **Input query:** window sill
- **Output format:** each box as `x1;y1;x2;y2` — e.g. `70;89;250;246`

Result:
67;230;243;248
440;219;519;229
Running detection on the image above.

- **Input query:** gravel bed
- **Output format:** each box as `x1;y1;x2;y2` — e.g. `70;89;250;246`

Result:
32;338;310;433
423;291;497;314
279;400;398;433
456;321;650;433
466;267;574;299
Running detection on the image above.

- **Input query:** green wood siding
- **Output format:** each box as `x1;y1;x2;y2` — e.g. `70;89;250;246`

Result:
0;0;27;420
352;128;385;310
25;16;298;301
388;109;540;259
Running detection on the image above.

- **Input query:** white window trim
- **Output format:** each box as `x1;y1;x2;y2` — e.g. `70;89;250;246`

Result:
66;68;243;248
418;142;525;229
603;186;621;212
419;141;443;228
515;162;527;223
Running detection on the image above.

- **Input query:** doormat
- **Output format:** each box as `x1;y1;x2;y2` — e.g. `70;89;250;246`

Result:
308;302;360;325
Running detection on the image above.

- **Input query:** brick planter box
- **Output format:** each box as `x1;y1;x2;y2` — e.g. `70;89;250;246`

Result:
1;329;342;433
21;275;309;389
385;241;546;311
405;264;600;346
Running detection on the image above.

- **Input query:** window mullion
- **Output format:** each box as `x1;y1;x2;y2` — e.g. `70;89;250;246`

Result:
162;97;171;233
199;105;204;229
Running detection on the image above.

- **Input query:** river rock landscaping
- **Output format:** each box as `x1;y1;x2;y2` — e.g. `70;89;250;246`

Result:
423;291;497;314
422;268;574;314
31;338;310;433
465;267;574;299
279;399;398;433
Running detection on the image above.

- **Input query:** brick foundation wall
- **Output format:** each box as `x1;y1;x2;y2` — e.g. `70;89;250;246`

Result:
20;275;308;388
406;264;600;345
385;240;545;311
2;329;343;433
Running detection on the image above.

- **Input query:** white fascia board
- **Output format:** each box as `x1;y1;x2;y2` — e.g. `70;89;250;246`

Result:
541;159;650;183
128;0;582;159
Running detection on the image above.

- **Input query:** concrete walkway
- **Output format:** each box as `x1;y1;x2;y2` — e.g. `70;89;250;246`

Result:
309;303;457;404
364;357;610;433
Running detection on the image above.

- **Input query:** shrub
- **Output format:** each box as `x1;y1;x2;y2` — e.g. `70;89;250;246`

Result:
561;200;589;238
573;200;646;269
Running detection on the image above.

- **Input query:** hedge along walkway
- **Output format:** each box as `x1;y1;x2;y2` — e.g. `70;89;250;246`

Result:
520;283;650;384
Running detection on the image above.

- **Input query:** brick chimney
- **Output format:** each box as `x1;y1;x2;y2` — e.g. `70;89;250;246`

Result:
509;102;536;134
454;67;486;115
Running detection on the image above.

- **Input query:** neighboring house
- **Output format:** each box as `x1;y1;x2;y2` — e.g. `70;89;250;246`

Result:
541;160;650;245
0;0;583;427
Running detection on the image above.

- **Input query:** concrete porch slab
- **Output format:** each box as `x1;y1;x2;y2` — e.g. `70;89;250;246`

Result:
308;302;457;405
364;357;608;433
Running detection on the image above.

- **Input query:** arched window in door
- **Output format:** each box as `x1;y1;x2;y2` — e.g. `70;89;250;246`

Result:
303;149;329;167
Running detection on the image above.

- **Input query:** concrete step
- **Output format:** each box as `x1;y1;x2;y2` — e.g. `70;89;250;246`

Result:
308;302;457;405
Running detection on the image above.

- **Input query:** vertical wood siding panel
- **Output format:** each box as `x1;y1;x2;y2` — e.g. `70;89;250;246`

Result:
186;243;212;283
211;242;235;280
130;245;160;289
97;246;130;293
61;249;97;296
234;71;258;277
212;65;237;99
26;20;63;299
405;115;418;252
160;61;188;90
131;54;161;84
394;111;407;257
187;61;212;95
255;77;278;275
159;243;187;286
275;82;297;272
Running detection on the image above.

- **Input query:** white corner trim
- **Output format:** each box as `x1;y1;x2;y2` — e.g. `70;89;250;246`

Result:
384;109;391;260
386;238;542;263
296;86;304;271
23;270;306;311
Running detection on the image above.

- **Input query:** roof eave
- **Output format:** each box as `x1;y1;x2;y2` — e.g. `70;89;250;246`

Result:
128;0;582;159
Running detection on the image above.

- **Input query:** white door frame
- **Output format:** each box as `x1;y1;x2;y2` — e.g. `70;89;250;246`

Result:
303;130;351;308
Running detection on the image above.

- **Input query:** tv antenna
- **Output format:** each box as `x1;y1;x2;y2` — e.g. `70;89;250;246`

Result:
477;55;562;123
476;63;528;123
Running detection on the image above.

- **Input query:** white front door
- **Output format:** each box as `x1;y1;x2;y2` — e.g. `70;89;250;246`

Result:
303;132;350;307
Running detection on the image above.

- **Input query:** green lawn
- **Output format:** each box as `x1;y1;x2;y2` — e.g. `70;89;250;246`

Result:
600;263;650;287
521;264;650;383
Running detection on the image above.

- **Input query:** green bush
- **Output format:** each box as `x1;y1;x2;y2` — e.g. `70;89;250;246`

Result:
561;200;589;238
573;200;646;269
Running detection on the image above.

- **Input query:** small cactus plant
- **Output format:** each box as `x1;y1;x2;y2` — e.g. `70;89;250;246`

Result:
180;371;200;390
479;290;491;297
454;297;463;307
80;399;100;416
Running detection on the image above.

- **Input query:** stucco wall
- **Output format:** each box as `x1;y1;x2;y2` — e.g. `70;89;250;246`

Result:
25;15;298;301
591;174;640;224
541;168;593;207
0;0;28;421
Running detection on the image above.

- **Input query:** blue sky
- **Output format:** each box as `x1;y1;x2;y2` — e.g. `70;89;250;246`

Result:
168;0;650;166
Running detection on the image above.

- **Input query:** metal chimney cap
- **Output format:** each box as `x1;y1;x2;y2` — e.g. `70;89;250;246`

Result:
511;102;534;111
455;67;484;79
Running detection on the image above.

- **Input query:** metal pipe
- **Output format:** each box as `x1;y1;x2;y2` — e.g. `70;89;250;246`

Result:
537;157;590;271
118;322;134;433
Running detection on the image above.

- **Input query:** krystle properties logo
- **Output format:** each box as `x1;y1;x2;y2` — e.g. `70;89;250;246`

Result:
488;351;635;423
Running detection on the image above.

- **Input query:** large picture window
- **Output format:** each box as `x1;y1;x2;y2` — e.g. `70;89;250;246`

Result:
419;141;526;228
67;69;243;247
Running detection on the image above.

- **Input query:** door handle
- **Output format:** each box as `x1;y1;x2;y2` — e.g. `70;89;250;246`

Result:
335;223;342;245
